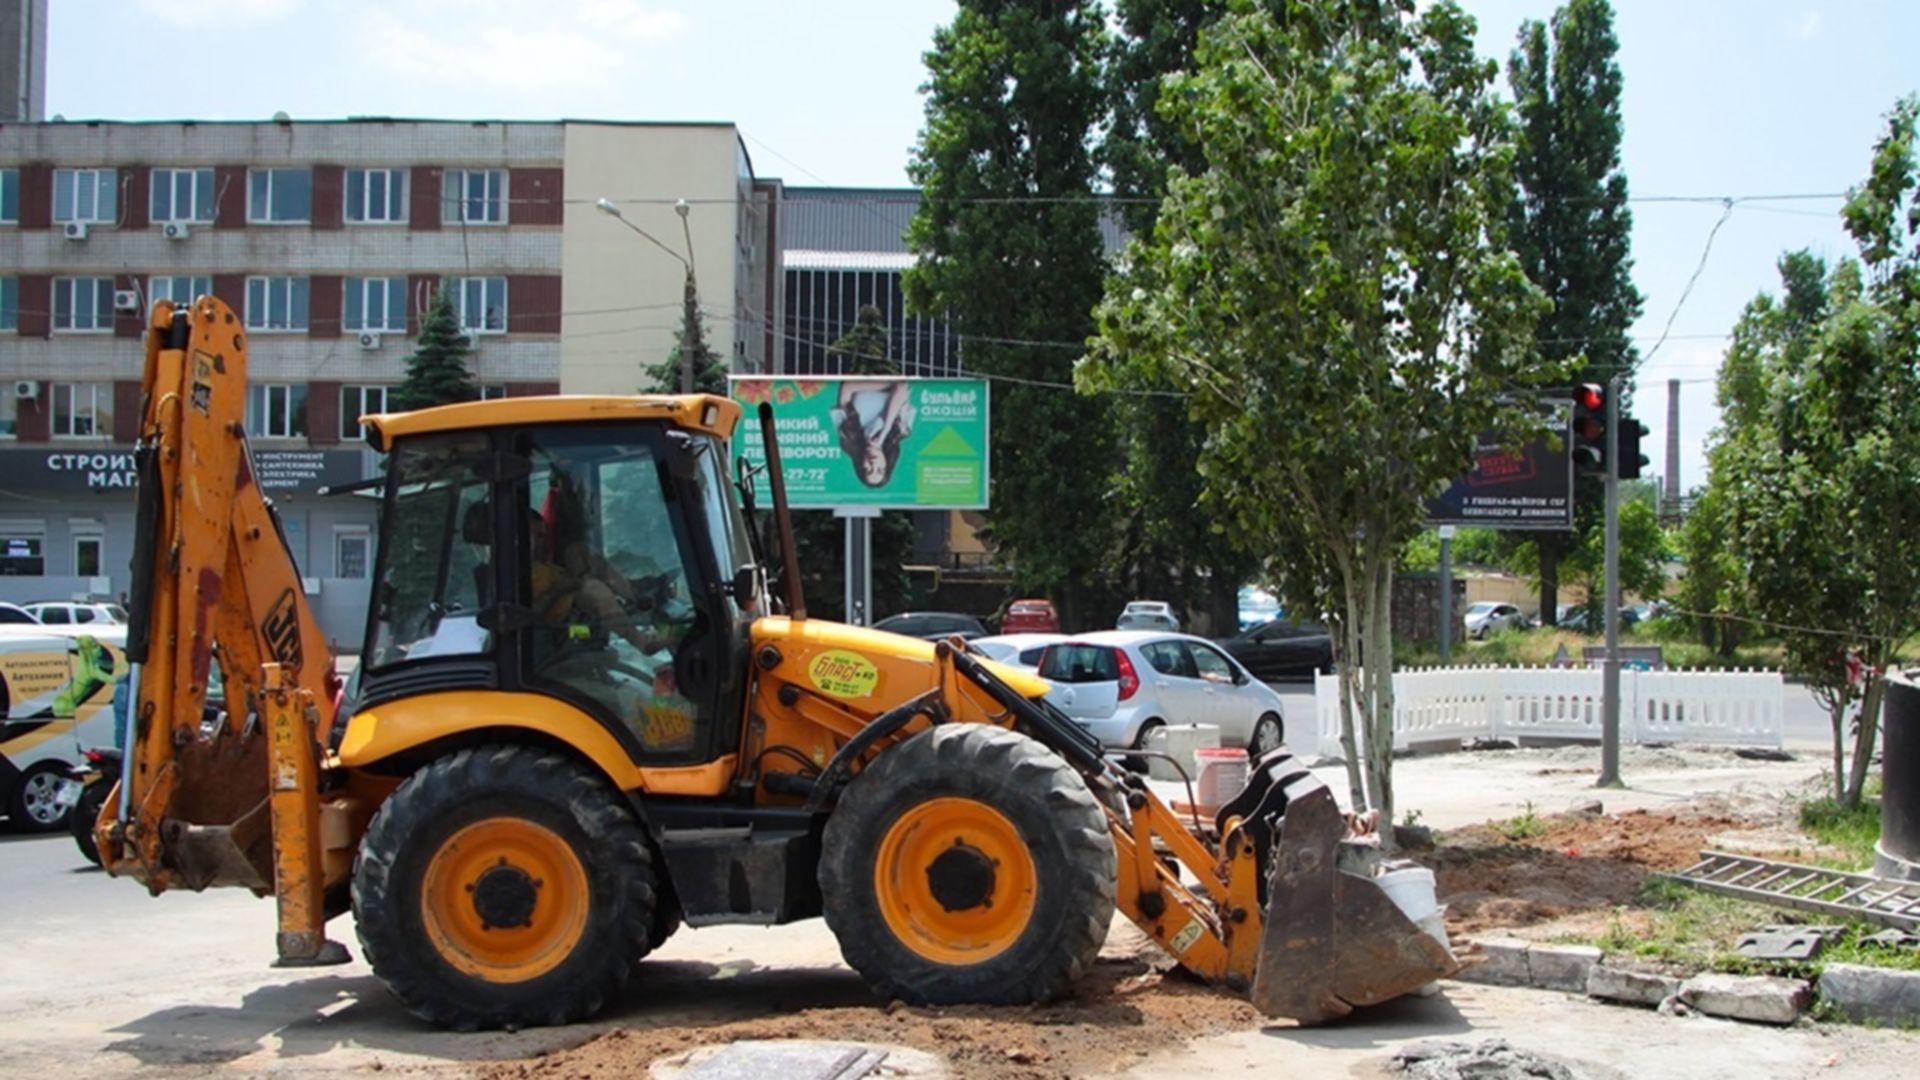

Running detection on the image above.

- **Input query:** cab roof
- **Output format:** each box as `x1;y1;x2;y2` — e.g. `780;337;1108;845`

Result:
361;394;741;451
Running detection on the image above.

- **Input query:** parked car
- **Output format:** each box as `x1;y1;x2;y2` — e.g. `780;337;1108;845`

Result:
0;603;40;625
1215;619;1334;681
1552;604;1642;634
1035;631;1287;759
969;633;1067;672
1116;600;1180;632
0;628;123;831
999;598;1060;634
871;611;988;642
25;601;128;627
1463;601;1527;640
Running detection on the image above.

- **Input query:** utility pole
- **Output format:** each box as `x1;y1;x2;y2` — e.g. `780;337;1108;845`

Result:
839;506;877;626
1437;525;1455;664
1599;373;1623;788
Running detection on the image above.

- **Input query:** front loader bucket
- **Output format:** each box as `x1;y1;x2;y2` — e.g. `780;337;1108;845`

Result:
1225;753;1461;1024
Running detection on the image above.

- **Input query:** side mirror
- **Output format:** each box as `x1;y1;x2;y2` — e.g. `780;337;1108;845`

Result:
730;564;765;610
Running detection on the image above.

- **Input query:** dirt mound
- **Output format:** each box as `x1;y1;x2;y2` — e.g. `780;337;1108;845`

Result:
1433;810;1754;936
485;949;1261;1080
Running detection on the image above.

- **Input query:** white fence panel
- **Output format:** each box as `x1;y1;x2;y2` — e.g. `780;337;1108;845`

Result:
1630;668;1784;748
1306;665;1784;758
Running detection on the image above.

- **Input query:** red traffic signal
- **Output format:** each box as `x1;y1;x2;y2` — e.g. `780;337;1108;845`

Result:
1571;383;1607;474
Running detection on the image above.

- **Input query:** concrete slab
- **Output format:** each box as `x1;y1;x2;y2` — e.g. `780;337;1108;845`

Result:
1818;964;1920;1026
1586;965;1682;1007
1679;973;1812;1026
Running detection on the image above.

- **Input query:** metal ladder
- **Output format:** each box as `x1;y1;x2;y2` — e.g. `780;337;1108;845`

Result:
1665;852;1920;931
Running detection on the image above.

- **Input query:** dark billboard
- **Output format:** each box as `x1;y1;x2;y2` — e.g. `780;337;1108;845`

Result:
1426;407;1573;530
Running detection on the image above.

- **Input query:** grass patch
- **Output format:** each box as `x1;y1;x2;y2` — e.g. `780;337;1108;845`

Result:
1395;624;1786;670
1799;797;1881;871
1493;801;1547;842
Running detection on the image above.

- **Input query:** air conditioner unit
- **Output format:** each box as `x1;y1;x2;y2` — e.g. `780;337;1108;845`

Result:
62;221;89;241
162;221;191;241
13;380;39;400
113;289;141;313
357;332;383;351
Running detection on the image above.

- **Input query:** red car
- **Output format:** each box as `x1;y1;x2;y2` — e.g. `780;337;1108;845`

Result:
1001;598;1060;633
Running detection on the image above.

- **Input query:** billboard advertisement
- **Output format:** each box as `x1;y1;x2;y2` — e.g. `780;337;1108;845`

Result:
730;377;990;510
1426;406;1574;530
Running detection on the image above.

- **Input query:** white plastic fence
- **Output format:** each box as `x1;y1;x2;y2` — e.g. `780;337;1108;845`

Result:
1307;665;1784;757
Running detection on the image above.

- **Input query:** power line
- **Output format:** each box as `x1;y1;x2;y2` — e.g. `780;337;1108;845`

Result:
1643;198;1735;366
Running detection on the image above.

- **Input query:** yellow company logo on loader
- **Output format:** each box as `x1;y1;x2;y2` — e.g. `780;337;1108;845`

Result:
807;649;881;699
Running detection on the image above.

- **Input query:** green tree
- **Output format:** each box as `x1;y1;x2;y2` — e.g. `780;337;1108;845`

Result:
1715;98;1920;807
1086;0;1553;831
827;305;897;376
1501;0;1641;625
905;0;1118;629
391;289;479;411
1106;0;1263;634
646;279;727;394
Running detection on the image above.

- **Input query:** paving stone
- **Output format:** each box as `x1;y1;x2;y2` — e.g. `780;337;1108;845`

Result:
1678;973;1811;1025
1454;938;1531;987
1586;964;1682;1007
1528;944;1602;993
1817;963;1920;1025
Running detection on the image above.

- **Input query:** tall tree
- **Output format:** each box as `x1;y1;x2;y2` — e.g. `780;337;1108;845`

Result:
905;0;1117;629
1503;0;1641;625
1718;98;1920;807
1087;0;1552;832
827;305;897;376
1106;0;1263;634
392;289;479;411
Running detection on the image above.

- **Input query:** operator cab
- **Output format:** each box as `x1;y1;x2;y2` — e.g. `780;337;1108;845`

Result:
355;397;761;769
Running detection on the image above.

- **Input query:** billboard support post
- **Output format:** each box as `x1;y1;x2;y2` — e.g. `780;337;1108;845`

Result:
1438;524;1456;664
837;506;879;626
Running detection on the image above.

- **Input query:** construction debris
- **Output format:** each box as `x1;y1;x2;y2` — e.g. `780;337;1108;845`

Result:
1388;1038;1584;1080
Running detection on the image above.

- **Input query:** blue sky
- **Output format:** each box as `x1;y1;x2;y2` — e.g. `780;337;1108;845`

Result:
46;1;1920;493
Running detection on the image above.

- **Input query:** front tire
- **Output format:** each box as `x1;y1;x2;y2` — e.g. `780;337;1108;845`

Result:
10;762;71;832
1248;713;1285;760
69;778;109;864
352;746;656;1031
819;724;1116;1006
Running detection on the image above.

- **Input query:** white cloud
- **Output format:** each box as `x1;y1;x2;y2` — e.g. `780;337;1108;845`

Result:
1794;11;1822;38
352;1;686;93
132;0;301;25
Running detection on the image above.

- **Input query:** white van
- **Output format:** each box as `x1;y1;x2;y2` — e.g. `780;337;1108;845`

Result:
0;628;124;831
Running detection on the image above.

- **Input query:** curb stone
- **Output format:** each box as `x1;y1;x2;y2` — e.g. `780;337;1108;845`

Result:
1678;973;1811;1026
1587;965;1682;1007
1817;963;1920;1026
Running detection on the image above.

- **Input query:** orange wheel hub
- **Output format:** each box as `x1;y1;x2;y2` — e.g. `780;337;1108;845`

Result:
873;797;1038;965
420;817;590;984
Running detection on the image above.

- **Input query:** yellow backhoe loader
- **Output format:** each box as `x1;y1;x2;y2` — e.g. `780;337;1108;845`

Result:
93;296;1458;1031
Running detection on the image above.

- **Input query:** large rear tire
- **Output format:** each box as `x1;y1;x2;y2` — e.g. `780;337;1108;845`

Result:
69;777;109;865
819;724;1115;1006
352;746;656;1031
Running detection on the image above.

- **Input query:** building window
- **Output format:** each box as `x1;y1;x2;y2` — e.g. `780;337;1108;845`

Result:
246;276;311;331
334;528;371;579
54;168;118;224
480;384;508;401
442;168;506;225
340;385;389;440
74;534;103;578
0;277;15;331
0;169;17;223
346;168;407;224
248;168;313;223
50;383;111;438
0;397;16;439
150;275;212;307
451;276;507;334
53;277;115;332
344;276;407;332
246;384;308;439
0;534;44;576
150;168;214;223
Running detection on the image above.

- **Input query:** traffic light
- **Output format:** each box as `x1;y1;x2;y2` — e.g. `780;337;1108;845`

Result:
1571;383;1607;474
1616;415;1650;480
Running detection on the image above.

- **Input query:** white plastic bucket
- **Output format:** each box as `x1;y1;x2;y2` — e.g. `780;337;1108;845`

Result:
1375;866;1438;924
1193;746;1248;809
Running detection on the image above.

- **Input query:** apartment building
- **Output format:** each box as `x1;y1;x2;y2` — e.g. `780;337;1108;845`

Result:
0;117;775;641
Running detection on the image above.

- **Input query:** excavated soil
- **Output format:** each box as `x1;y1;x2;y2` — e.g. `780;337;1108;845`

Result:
1431;809;1759;936
484;938;1261;1080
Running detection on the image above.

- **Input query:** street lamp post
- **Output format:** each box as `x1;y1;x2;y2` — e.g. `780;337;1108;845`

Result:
594;197;699;393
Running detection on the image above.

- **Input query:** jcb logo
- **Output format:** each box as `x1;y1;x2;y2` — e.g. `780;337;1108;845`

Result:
264;590;303;673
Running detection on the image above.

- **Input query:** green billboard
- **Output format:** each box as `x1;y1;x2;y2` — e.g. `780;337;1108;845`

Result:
730;377;991;509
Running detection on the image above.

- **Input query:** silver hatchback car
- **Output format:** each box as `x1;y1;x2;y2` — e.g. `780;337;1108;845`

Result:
1036;631;1287;759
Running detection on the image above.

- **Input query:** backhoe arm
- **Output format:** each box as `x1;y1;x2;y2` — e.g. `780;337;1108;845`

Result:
106;298;341;955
